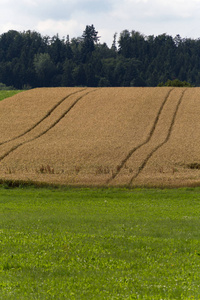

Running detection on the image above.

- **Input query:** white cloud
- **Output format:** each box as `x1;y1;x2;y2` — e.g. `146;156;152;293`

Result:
22;0;38;6
111;0;200;22
37;19;83;38
1;0;200;46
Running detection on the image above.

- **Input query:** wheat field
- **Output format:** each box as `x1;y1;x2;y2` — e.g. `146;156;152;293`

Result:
0;87;200;187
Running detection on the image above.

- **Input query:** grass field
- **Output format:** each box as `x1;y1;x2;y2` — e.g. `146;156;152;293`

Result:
1;185;200;299
0;90;22;102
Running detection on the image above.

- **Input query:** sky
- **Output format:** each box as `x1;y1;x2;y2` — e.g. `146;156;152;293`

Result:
1;0;200;46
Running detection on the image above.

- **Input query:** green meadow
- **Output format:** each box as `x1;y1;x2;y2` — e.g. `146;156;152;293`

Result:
0;90;22;102
1;186;200;299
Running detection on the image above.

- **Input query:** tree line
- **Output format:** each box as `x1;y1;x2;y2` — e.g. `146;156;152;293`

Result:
0;25;200;89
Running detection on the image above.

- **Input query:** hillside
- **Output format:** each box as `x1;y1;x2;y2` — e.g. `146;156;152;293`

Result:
0;87;200;187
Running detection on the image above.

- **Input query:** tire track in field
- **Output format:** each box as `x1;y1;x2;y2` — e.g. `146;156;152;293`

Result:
0;89;96;162
128;88;186;185
107;88;174;184
0;88;87;146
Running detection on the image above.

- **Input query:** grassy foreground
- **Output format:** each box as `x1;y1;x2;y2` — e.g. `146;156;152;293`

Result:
1;186;200;299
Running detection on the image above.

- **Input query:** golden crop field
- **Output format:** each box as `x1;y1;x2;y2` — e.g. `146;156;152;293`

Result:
0;86;200;187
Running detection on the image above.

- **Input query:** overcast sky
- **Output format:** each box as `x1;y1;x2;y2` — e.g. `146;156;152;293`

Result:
1;0;200;46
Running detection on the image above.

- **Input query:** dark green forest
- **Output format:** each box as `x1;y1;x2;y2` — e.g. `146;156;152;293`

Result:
0;25;200;89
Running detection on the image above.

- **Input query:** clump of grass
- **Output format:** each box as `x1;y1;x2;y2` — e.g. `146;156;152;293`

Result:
37;165;54;174
172;167;178;174
5;167;15;174
95;166;110;175
75;165;81;174
187;163;200;170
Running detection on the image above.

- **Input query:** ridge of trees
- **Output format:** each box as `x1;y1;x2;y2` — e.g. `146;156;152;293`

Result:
0;26;200;89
